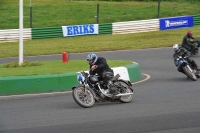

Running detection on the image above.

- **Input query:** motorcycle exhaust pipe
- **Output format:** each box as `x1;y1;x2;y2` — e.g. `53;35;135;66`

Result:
115;93;133;97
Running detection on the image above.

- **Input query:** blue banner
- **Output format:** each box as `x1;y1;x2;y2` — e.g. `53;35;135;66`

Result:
159;16;194;30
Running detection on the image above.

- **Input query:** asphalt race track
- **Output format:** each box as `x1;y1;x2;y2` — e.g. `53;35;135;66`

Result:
1;47;200;133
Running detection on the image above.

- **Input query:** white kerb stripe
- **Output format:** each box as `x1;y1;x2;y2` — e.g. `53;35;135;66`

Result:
112;67;130;81
77;67;130;81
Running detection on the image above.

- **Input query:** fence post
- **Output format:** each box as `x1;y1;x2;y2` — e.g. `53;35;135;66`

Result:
97;3;99;24
30;0;32;28
158;0;161;18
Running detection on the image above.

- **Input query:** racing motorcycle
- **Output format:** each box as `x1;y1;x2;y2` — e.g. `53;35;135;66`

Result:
72;71;133;108
176;56;197;81
182;37;200;56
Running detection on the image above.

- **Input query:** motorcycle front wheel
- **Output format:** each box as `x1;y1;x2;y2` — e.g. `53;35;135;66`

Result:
183;65;197;81
72;87;95;108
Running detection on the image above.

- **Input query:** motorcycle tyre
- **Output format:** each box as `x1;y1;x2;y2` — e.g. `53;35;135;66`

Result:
183;66;197;81
72;87;95;108
114;81;133;103
193;48;199;55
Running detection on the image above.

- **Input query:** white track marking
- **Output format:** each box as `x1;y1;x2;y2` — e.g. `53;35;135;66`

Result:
131;73;150;85
0;91;69;99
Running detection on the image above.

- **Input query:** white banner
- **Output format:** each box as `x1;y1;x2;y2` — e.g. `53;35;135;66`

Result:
62;24;99;37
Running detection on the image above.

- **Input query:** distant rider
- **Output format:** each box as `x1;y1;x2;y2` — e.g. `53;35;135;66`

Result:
86;53;114;88
173;44;200;77
182;31;195;51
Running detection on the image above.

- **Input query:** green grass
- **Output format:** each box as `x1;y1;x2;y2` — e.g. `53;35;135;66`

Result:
0;60;133;77
1;26;200;58
0;0;200;29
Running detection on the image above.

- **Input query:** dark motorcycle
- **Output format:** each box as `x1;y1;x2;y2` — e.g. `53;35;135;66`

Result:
182;37;200;56
72;71;133;108
176;56;197;81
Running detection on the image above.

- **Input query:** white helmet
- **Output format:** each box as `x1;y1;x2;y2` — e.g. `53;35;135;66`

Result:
173;44;179;53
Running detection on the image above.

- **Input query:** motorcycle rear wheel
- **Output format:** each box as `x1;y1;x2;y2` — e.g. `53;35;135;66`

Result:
193;48;199;55
72;87;95;108
114;81;133;103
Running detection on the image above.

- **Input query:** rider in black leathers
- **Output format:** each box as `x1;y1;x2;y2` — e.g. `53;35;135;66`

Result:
173;44;200;76
87;53;114;87
182;31;195;51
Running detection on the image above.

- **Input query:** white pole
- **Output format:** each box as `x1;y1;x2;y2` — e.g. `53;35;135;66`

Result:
19;0;23;65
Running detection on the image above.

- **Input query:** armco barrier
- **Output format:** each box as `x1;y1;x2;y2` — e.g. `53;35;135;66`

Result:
112;19;159;35
193;14;200;26
99;23;112;35
0;63;141;95
0;28;31;42
31;26;63;40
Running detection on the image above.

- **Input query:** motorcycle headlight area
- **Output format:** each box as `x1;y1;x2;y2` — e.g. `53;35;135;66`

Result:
77;73;85;82
178;60;183;66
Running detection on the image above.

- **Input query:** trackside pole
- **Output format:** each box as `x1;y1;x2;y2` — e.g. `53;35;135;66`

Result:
19;0;24;65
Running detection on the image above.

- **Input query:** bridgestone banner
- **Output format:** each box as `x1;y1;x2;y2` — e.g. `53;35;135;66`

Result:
62;24;99;37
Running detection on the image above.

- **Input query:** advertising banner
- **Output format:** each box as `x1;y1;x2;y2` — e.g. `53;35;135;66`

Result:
159;16;194;30
62;24;99;37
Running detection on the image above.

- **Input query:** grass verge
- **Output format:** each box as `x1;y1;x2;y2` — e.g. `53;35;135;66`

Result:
0;60;133;77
